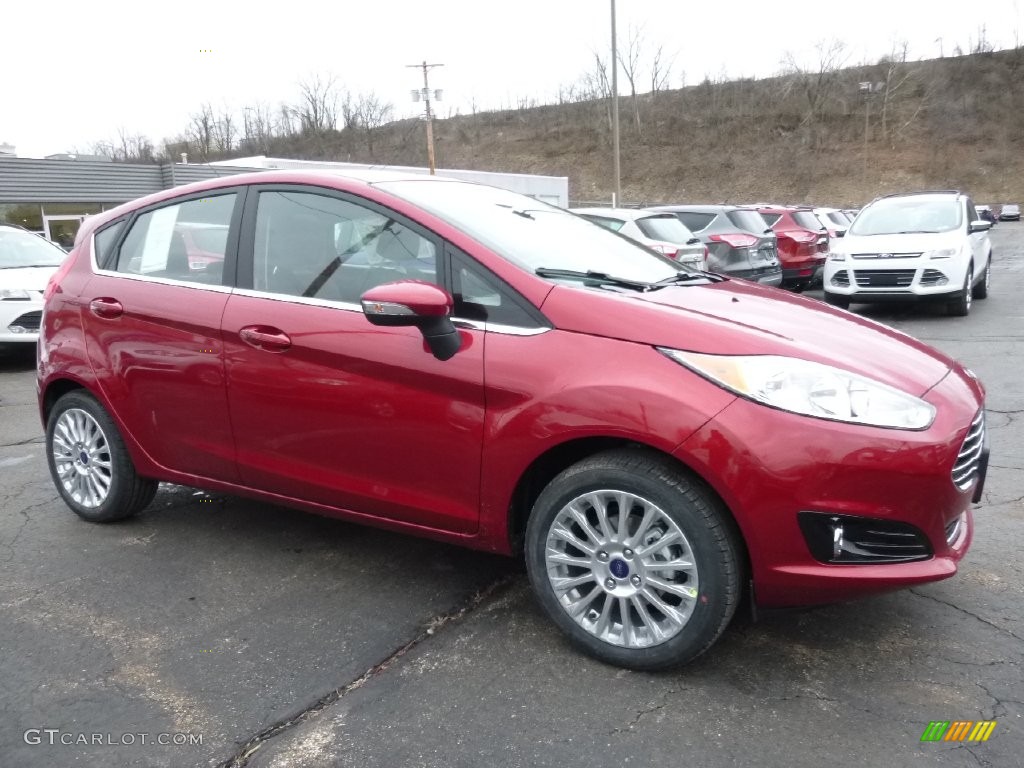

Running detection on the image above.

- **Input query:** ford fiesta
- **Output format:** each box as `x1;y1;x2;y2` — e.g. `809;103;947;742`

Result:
37;171;987;669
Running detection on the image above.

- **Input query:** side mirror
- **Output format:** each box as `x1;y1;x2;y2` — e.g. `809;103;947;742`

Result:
361;281;462;361
968;220;992;233
834;230;846;238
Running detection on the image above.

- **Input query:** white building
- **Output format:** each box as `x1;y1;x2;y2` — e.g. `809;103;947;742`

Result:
211;156;569;208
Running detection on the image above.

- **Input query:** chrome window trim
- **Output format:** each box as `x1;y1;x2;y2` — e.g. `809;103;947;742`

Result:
232;288;551;336
90;234;233;293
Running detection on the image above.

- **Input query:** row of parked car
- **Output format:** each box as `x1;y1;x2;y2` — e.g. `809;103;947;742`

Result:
576;189;1007;317
571;204;861;293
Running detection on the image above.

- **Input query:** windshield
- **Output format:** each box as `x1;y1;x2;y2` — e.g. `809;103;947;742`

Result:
0;227;69;268
850;198;963;235
634;215;697;243
792;211;826;230
375;181;683;284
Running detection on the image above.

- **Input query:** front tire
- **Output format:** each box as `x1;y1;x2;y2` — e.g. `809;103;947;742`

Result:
972;257;990;300
525;449;743;670
46;390;157;522
824;291;850;309
947;266;973;316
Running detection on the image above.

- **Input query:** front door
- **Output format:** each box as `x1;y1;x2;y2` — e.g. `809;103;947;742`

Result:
44;216;85;250
222;186;485;533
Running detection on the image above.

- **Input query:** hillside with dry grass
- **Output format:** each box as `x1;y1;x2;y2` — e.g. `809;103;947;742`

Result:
161;47;1024;207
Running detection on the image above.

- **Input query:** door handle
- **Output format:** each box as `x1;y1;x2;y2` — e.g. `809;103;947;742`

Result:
239;325;292;352
89;297;123;318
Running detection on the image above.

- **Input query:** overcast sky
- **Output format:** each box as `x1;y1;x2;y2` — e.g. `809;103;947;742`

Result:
4;0;1022;158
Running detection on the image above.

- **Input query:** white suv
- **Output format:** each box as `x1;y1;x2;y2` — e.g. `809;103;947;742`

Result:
824;191;992;316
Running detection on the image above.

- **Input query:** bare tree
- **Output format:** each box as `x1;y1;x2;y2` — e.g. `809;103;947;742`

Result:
351;91;393;156
778;40;849;147
295;74;341;134
617;23;645;132
92;128;155;163
241;102;275;153
213;105;237;153
650;44;676;95
877;41;916;145
187;103;216;160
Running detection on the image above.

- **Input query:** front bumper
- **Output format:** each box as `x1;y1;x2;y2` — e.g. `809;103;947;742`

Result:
823;260;968;300
674;366;984;607
0;300;43;343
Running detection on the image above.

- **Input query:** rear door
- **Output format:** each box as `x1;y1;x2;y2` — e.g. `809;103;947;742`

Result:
964;199;990;276
82;189;242;481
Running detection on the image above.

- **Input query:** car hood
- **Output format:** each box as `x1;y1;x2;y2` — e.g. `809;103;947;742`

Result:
540;279;952;396
0;266;59;291
837;231;960;254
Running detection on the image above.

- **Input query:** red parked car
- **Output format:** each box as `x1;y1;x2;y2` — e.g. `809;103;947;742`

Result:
38;171;987;670
757;206;829;291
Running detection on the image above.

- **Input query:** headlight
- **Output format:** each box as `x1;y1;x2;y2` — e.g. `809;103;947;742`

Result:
827;252;846;261
925;248;957;259
659;350;936;430
0;289;32;300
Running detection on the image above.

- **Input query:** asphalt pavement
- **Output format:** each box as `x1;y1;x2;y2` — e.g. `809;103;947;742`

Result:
1;223;1022;768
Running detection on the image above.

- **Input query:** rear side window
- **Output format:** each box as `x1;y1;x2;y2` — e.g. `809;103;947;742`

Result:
94;220;126;269
674;212;715;232
634;215;696;243
115;194;236;284
792;211;825;230
579;214;625;232
726;210;770;233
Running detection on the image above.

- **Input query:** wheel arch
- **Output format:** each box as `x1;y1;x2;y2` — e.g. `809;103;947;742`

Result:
506;437;751;579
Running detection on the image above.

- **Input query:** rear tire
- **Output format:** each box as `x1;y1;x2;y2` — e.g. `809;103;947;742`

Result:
824;291;850;309
46;391;157;522
525;448;743;670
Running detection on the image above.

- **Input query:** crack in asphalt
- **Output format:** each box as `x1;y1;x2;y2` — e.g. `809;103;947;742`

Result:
214;574;515;768
910;589;1024;645
609;686;686;734
2;495;59;563
0;435;45;448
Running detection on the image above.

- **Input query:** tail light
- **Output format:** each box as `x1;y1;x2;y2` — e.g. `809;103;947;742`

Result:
43;255;76;302
709;233;757;248
649;244;678;260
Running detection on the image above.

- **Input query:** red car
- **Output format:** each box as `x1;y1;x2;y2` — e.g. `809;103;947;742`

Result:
757;206;829;291
38;171;986;670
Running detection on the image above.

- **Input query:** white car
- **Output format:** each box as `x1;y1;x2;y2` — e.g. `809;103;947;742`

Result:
0;225;69;347
824;191;992;316
570;207;707;268
813;207;851;238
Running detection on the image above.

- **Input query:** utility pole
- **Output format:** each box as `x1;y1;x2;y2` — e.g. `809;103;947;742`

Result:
407;61;444;174
610;0;622;206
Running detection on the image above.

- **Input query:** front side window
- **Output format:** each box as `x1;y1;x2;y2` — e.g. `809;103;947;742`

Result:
115;194;236;284
579;214;625;232
253;190;438;303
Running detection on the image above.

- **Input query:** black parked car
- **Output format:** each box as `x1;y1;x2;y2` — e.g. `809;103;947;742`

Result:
650;205;782;285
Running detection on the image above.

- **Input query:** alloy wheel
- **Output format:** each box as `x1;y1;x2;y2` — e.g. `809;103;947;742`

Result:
544;490;699;649
51;408;113;509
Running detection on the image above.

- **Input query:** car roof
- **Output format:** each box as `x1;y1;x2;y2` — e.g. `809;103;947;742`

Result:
651;204;748;213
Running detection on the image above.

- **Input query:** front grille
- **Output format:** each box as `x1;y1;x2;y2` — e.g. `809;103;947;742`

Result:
830;270;850;287
798;512;932;564
9;311;42;332
851;252;922;259
919;269;949;286
952;410;985;490
853;269;916;288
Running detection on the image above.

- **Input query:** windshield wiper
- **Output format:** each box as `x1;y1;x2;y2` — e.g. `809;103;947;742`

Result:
654;270;725;286
534;267;653;291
